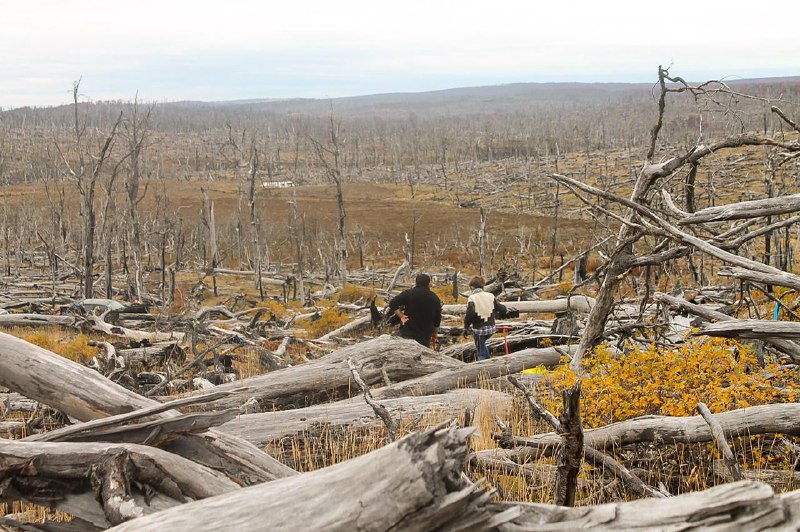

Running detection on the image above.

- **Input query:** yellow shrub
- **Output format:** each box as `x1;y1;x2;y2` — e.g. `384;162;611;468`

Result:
22;330;97;363
336;284;375;304
432;285;457;304
59;334;96;362
540;337;800;428
256;299;287;319
23;331;55;352
306;308;352;337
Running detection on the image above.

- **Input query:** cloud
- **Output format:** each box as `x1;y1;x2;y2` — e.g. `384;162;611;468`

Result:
2;0;798;107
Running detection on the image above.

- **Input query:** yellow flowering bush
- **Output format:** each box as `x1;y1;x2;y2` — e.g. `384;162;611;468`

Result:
540;337;800;428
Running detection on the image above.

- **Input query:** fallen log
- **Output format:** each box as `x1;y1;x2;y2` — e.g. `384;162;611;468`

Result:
0;313;79;328
108;426;501;532
117;342;184;367
653;291;800;363
31;409;239;446
494;480;800;530
316;315;371;341
372;344;575;400
442;295;595;315
0;439;240;529
482;402;800;459
219;388;509;448
719;265;800;292
86;315;185;343
0;392;39;413
180;335;464;411
697;319;800;341
26;391;237;443
440;331;571;360
0;331;295;484
0;420;25;437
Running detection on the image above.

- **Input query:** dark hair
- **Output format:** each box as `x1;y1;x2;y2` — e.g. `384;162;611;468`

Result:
469;276;484;289
415;273;431;287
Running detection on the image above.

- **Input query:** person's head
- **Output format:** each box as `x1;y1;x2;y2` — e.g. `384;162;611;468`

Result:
415;273;431;287
469;276;485;289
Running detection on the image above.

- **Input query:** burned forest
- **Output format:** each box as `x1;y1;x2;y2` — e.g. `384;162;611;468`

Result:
1;68;800;530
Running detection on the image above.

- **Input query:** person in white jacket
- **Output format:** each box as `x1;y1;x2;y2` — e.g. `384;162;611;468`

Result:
464;276;507;361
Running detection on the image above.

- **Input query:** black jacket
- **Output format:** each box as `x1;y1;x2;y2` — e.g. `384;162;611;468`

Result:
388;285;442;347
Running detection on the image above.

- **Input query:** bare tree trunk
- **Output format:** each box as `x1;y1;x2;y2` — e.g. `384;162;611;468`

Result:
289;186;306;302
478;207;487;277
310;108;347;285
202;188;219;296
247;147;264;300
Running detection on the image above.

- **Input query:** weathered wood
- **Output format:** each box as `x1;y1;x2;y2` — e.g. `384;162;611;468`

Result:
554;383;582;507
678;193;800;225
441;296;595;316
347;357;399;441
654;291;800;363
494;480;800;530
698;402;744;481
504;375;664;499
0;420;25;437
551;167;800;371
33;409;239;446
108;426;499;532
180;335;464;411
0;439;240;529
0;313;79;328
439;330;571;361
117;342;184;367
712;460;800;487
0;331;295;483
697;319;800;341
86;315;185;343
317;315;372;341
482;403;800;458
371;345;574;400
0;392;39;413
719;264;800;291
26;391;236;443
219;389;509;447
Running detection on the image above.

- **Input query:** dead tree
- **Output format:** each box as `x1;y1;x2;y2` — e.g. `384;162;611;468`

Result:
557;66;800;372
310;107;348;285
247;145;265;299
122;96;153;301
56;79;125;299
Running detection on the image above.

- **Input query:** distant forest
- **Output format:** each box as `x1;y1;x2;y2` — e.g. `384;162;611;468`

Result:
2;75;800;186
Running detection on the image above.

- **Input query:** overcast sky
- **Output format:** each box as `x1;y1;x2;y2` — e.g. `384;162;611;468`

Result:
2;0;798;108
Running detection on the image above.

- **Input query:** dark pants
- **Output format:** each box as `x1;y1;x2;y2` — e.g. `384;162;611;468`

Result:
396;330;431;348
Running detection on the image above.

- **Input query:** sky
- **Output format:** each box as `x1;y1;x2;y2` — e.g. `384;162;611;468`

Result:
1;0;799;109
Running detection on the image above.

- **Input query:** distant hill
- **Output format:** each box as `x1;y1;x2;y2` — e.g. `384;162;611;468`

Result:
199;77;800;118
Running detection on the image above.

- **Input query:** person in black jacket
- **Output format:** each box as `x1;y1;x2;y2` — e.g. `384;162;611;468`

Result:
387;273;442;348
464;276;507;361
